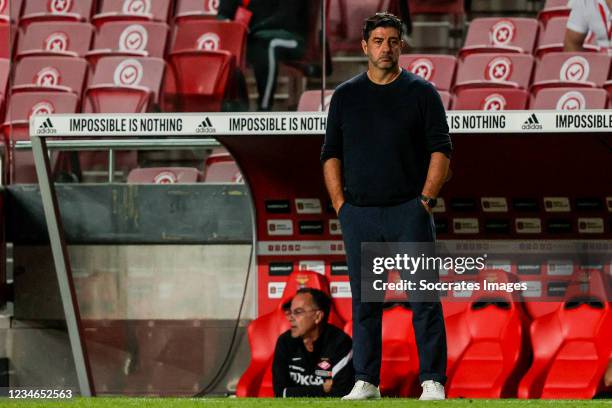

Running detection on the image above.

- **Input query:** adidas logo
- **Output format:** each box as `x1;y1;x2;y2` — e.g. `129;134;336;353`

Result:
36;117;57;134
40;117;53;129
522;113;543;130
196;117;215;133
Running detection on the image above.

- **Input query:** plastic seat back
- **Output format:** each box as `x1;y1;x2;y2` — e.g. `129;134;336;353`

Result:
297;90;334;111
127;167;202;183
454;53;534;91
20;0;94;27
84;56;165;112
175;0;219;21
538;0;571;27
519;270;611;399
92;0;174;26
530;88;608;110
452;88;529;110
447;270;529;398
459;17;539;58
12;56;88;95
87;21;169;67
17;22;94;59
532;52;611;94
400;54;457;91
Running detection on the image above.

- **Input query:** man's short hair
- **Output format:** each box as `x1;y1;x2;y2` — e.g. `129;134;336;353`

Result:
363;12;403;42
295;288;331;323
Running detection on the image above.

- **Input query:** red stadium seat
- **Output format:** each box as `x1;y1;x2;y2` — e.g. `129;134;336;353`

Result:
452;89;529;110
535;17;600;57
459;18;539;58
164;20;246;112
171;20;247;70
0;57;8;96
19;0;94;27
454;54;534;91
446;270;530;398
0;23;10;59
399;54;457;91
174;0;219;22
519;270;612;399
535;16;567;57
523;301;563;320
9;0;24;22
531;52;611;94
11;56;88;95
530;88;608;110
16;22;94;59
127;167;202;183
297;90;334;111
203;151;243;183
329;0;381;53
408;0;464;15
0;0;9;22
86;21;169;68
442;297;470;385
236;270;345;397
537;0;571;27
605;81;612;102
452;88;529;111
80;57;164;174
83;56;166;112
1;92;78;182
345;304;420;397
165;50;234;112
92;0;174;27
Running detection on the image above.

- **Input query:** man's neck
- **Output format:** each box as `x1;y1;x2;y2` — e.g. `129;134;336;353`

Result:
302;326;322;352
367;65;402;85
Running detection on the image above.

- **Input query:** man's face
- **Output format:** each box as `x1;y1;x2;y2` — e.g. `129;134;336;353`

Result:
362;26;402;70
288;293;323;338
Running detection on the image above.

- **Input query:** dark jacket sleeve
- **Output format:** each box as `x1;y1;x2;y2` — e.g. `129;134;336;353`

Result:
320;89;343;164
273;335;326;397
420;82;452;158
326;332;354;397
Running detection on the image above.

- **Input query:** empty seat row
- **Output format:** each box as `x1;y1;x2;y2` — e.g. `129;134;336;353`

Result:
8;0;218;26
461;16;603;59
301;87;610;111
14;21;167;62
401;53;612;93
126;149;243;184
7;18;249;105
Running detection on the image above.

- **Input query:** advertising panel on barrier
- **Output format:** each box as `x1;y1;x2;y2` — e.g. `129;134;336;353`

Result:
29;111;612;137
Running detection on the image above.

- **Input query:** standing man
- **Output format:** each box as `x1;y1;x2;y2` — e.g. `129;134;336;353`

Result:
320;12;451;401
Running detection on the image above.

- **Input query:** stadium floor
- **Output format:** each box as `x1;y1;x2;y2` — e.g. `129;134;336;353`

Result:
2;398;611;407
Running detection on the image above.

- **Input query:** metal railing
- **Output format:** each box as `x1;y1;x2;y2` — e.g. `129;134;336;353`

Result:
14;139;222;183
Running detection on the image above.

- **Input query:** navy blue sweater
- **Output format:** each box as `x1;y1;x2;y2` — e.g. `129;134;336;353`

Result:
321;69;452;207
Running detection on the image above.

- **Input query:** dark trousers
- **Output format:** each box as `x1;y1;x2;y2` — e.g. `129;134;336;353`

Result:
338;197;447;386
246;30;304;111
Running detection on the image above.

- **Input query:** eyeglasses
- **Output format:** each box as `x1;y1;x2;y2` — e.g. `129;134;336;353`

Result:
284;308;320;318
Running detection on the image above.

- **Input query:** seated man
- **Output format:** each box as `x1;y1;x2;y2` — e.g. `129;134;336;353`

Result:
273;288;354;397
